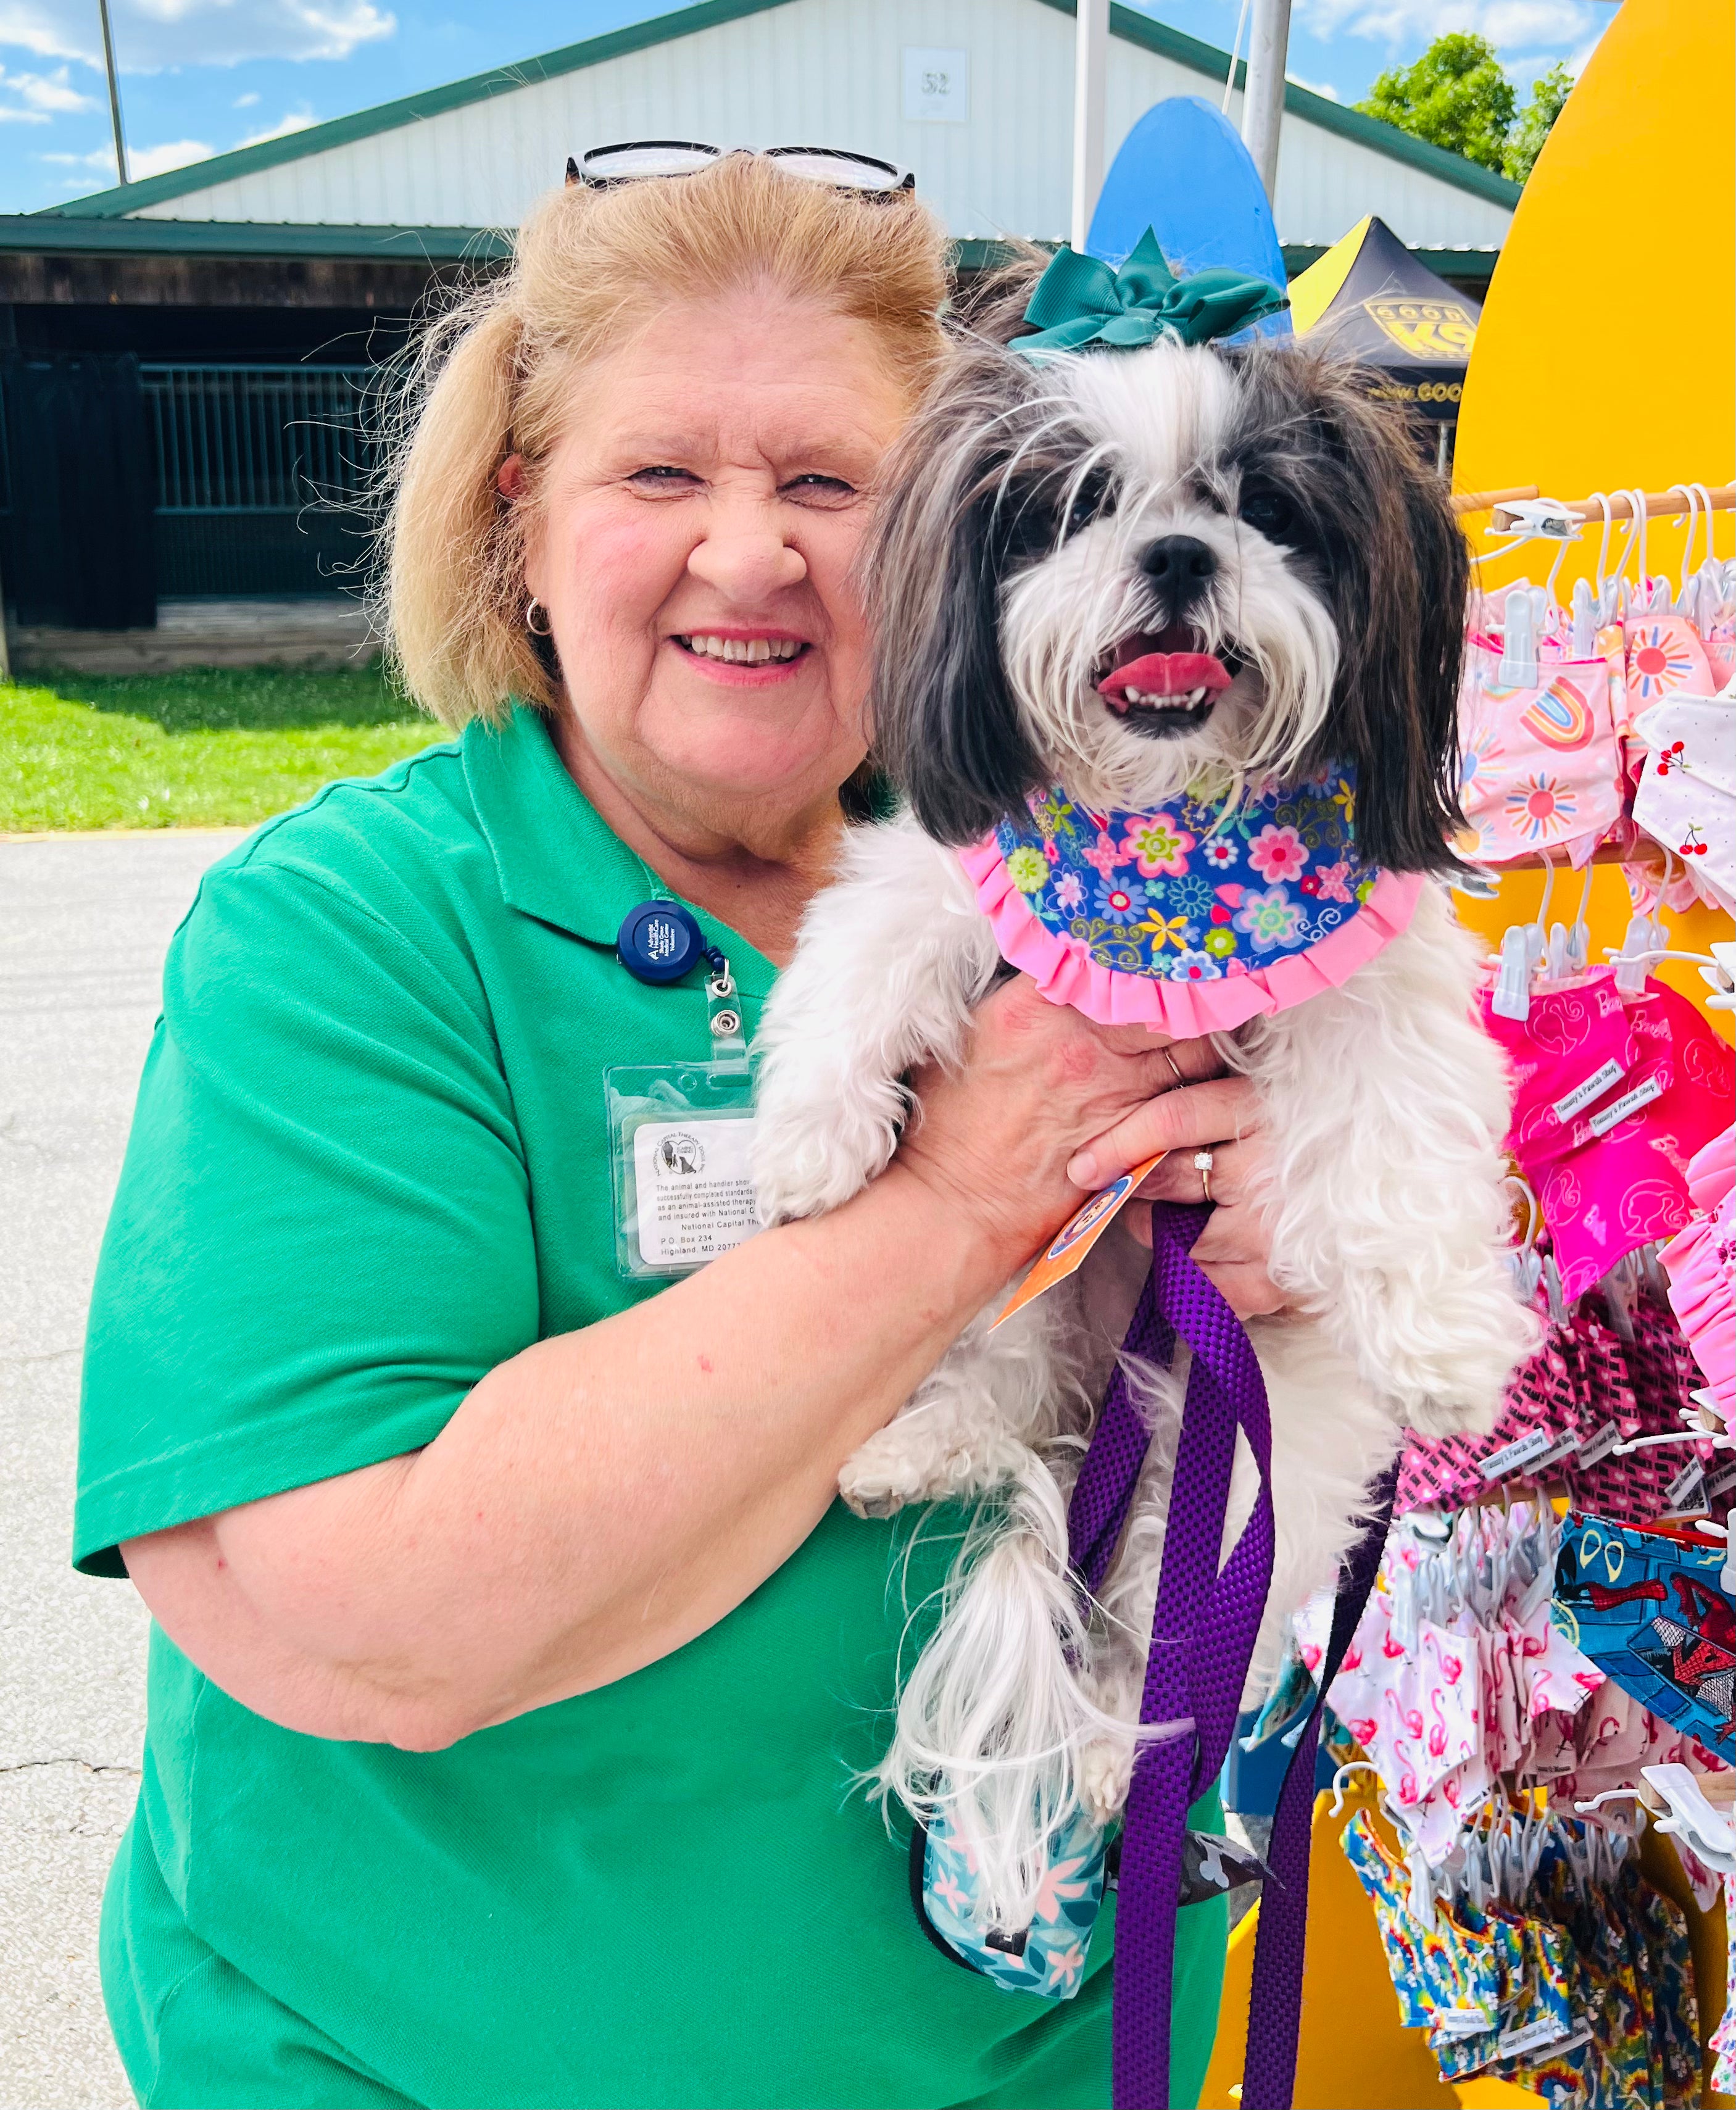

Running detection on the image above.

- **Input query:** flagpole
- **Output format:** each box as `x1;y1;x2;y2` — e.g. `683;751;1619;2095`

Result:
1070;0;1108;253
96;0;130;187
1240;0;1291;204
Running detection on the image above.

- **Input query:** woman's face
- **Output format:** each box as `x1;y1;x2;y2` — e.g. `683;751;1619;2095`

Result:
518;287;912;838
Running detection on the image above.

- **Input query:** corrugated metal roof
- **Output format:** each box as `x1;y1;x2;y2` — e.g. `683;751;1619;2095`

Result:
41;0;1518;251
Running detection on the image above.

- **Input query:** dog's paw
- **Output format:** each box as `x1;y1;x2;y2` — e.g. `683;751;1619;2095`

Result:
751;1066;905;1226
837;1425;950;1519
1079;1735;1134;1825
1365;1277;1540;1439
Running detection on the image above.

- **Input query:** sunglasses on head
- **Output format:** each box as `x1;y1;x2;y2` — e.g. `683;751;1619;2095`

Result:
567;141;915;198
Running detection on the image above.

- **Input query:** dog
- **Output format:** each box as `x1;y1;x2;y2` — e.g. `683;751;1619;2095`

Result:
750;309;1534;1935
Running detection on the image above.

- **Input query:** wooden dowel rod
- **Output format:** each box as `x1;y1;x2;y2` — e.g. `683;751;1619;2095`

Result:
1485;483;1736;533
1451;485;1539;515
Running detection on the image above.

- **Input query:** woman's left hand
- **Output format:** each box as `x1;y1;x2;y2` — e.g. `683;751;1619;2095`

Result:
1063;1042;1285;1320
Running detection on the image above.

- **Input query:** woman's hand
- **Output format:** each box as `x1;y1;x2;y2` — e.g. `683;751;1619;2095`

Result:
894;977;1284;1319
894;976;1204;1274
1063;1053;1285;1318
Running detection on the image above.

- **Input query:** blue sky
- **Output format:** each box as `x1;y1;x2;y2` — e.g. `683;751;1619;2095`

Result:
9;0;1618;215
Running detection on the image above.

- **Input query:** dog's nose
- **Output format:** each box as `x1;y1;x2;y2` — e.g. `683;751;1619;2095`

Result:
1140;534;1217;610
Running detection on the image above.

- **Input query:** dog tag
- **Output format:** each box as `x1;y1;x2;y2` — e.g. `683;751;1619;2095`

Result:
991;1155;1166;1330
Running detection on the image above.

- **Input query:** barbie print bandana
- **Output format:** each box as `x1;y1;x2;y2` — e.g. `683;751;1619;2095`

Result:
959;763;1422;1036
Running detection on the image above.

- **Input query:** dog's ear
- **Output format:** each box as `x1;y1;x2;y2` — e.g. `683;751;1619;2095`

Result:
1319;388;1468;875
866;346;1047;844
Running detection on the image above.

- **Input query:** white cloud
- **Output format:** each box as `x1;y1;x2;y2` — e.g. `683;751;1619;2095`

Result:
129;135;214;177
41;143;117;169
233;89;259;106
0;103;46;121
1297;0;1596;46
6;62;96;110
1290;73;1342;98
239;105;316;144
0;0;396;71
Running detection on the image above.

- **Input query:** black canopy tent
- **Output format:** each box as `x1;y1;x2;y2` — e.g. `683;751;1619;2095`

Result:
1287;214;1482;430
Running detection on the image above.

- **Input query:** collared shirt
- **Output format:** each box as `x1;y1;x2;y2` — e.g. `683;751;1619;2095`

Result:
75;704;1223;2108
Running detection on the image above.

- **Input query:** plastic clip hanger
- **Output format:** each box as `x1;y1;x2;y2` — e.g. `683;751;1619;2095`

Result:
1328;1759;1382;1817
1670;485;1704;613
1498;583;1543;687
1505;1175;1543;1301
1490;923;1534;1020
1611;911;1664;998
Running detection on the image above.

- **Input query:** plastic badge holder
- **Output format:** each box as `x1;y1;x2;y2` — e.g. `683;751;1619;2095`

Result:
605;1061;758;1281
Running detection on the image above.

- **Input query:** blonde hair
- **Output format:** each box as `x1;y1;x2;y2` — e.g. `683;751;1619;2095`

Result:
379;154;952;728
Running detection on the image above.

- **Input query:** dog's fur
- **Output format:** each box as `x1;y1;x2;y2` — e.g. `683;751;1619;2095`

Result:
750;319;1534;1931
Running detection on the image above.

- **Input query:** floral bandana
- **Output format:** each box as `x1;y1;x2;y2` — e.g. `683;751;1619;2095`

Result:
958;763;1423;1036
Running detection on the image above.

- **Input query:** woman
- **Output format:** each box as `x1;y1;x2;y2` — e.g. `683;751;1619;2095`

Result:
76;154;1281;2109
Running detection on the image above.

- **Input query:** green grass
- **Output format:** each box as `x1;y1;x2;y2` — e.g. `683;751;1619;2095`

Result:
0;665;447;831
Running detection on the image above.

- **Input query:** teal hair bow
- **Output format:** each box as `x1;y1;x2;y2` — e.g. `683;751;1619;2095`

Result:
1010;228;1287;360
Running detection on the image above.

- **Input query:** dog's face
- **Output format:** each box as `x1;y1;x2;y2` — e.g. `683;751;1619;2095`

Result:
869;333;1468;873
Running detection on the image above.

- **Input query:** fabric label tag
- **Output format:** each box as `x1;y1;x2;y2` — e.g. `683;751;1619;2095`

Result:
1587;1071;1665;1137
1534;1431;1584;1472
632;1117;759;1268
1434;2006;1497;2038
1481;1426;1556;1480
1664;1457;1709;1513
1494;2017;1592;2061
1707;1461;1736;1502
1552;1057;1627;1123
1577;1419;1622;1468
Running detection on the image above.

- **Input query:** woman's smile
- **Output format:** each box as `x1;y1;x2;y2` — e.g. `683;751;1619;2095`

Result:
668;626;812;683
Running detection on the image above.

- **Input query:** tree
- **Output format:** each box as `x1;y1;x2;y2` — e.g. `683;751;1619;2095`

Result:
1356;31;1518;175
1503;62;1574;182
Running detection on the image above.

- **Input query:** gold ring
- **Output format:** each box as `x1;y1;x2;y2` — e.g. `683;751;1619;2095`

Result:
1160;1045;1187;1090
1192;1148;1215;1203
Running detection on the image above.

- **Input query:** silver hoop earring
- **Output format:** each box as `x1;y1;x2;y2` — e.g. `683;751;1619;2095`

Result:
526;598;552;638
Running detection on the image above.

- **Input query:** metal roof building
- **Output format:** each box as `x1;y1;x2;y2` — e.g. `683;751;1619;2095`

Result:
7;0;1516;660
46;0;1518;254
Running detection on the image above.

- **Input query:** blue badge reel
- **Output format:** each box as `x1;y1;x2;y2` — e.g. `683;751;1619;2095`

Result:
606;899;757;1282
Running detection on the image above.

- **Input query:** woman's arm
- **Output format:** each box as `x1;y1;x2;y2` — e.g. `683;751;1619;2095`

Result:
123;982;1272;1751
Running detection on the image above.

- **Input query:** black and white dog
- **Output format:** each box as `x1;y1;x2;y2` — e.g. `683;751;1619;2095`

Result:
751;311;1531;1932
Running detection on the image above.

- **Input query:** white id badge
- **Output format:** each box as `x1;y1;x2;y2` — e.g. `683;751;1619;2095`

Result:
605;1063;759;1280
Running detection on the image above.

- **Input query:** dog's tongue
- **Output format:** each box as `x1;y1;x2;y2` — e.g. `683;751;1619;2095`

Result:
1098;652;1232;706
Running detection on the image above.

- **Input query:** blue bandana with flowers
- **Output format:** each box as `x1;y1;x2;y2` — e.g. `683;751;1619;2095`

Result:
995;765;1380;986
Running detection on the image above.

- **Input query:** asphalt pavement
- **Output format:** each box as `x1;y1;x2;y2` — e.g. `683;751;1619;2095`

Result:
1;831;244;2110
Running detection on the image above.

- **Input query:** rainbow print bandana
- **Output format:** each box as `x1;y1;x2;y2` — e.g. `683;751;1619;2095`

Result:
958;765;1423;1036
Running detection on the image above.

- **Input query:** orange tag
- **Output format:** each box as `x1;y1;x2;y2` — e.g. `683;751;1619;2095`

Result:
991;1154;1166;1330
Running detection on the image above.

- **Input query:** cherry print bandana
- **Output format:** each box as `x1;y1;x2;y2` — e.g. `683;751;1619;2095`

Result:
1632;694;1736;918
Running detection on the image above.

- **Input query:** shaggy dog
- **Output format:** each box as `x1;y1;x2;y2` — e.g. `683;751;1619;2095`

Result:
751;313;1532;1934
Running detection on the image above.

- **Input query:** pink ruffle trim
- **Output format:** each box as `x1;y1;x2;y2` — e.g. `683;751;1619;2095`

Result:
958;841;1426;1034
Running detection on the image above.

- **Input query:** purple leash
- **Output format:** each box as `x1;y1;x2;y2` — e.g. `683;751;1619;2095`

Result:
1066;1205;1394;2110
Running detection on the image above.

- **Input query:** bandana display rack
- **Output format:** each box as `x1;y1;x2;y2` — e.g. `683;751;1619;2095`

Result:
1276;465;1736;2104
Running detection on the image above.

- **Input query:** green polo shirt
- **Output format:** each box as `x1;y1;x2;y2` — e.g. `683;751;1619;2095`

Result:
75;704;1225;2110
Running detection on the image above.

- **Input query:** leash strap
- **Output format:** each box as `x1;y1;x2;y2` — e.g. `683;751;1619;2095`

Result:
1068;1205;1275;2110
1066;1208;1395;2110
1240;1460;1397;2108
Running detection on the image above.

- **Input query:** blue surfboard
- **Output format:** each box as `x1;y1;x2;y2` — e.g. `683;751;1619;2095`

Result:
1087;94;1292;338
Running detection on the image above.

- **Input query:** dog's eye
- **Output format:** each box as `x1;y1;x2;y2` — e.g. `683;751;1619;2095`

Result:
1240;488;1294;538
1063;470;1115;537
